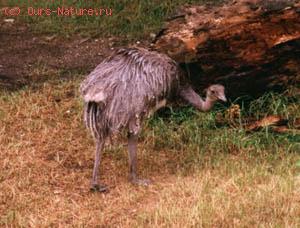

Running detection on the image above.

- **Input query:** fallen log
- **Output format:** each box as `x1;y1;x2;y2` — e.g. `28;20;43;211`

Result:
153;0;300;99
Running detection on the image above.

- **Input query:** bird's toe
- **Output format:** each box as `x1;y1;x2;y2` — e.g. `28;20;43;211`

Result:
131;178;151;186
90;183;109;192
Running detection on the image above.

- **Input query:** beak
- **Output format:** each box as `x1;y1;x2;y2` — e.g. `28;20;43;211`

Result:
218;95;227;102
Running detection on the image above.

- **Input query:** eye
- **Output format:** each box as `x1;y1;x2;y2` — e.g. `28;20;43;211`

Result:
211;90;215;94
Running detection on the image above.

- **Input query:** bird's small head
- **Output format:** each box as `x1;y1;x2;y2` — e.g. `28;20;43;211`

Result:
206;84;227;102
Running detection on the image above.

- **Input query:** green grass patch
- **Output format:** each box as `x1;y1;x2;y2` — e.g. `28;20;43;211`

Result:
2;0;224;38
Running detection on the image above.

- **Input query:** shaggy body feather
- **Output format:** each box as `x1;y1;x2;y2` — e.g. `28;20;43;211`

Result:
81;48;181;139
80;47;226;191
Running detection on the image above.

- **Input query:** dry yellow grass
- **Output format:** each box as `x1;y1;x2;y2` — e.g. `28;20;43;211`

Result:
0;79;299;227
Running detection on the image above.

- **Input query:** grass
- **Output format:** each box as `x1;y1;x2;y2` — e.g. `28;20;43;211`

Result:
1;0;299;225
0;76;299;227
1;0;224;38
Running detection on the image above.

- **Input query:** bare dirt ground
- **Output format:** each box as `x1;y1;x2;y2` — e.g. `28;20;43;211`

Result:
0;21;131;89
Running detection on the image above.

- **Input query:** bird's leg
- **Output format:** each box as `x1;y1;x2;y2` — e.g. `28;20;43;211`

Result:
127;132;151;186
90;139;108;192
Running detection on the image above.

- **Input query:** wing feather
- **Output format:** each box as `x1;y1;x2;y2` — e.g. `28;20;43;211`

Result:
80;47;180;133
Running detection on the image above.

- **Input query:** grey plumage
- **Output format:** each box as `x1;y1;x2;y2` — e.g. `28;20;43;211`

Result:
80;47;182;139
80;47;226;191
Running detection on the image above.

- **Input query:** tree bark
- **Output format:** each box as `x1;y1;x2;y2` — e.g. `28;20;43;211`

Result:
153;0;300;98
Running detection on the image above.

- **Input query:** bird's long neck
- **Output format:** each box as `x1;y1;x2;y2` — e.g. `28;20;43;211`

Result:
179;86;215;112
197;96;215;112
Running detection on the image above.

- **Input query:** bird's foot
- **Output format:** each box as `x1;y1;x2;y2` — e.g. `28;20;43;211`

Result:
130;177;151;186
90;183;109;192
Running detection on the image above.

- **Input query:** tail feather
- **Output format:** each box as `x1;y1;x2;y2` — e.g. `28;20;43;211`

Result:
84;102;106;140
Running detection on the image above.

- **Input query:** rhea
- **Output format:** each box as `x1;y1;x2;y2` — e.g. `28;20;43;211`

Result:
80;47;226;192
